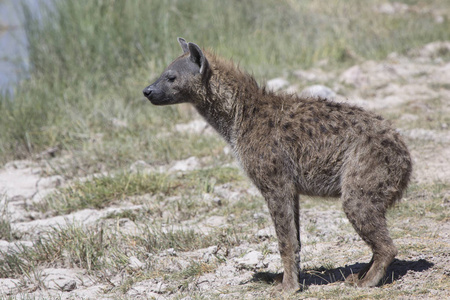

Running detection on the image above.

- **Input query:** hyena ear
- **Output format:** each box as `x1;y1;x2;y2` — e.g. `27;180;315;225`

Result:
178;37;189;54
188;42;209;75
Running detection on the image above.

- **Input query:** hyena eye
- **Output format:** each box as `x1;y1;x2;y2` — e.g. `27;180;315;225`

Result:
167;74;177;82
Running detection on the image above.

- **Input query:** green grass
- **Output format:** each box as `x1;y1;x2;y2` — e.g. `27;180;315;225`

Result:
35;171;173;215
137;226;217;254
0;221;241;280
35;166;242;216
0;200;13;241
1;0;450;167
0;223;116;277
181;261;217;277
389;182;450;221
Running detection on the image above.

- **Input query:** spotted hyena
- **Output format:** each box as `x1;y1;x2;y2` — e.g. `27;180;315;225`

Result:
142;38;412;292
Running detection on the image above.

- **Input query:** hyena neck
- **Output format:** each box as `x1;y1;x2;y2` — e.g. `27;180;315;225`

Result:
193;53;260;146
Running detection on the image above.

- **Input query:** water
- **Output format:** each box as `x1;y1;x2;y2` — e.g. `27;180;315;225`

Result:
0;0;46;95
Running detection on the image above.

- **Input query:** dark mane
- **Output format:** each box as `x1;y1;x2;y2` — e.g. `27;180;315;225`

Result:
205;50;260;93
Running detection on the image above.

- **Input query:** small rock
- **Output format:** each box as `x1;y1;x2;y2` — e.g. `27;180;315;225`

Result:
166;248;177;256
299;85;336;100
214;184;242;202
205;245;219;255
202;245;219;262
155;281;169;293
169;156;200;172
61;280;77;292
212;197;222;206
266;78;289;91
253;213;265;220
235;250;264;270
128;256;145;270
256;229;270;240
204;216;227;227
0;241;10;254
127;278;168;297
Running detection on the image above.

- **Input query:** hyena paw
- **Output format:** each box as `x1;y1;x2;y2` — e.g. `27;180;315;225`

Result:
345;273;360;286
345;272;381;287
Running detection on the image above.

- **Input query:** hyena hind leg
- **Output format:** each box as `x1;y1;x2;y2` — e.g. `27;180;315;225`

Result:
342;190;398;287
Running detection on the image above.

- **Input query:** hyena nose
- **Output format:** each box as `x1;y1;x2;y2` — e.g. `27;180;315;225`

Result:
143;86;153;97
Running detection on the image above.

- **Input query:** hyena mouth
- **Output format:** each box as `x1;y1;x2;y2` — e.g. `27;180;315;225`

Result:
147;96;174;106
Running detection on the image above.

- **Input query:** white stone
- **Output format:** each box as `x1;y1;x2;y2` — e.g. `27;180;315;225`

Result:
266;77;289;91
256;229;270;240
300;85;336;100
128;256;145;270
235;250;264;270
166;248;177;256
39;268;90;291
127;278;168;297
204;215;227;227
169;156;200;172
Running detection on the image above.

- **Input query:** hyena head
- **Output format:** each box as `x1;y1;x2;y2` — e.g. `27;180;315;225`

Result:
143;38;210;105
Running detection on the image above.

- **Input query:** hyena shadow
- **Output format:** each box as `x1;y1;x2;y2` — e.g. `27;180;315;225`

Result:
251;259;434;288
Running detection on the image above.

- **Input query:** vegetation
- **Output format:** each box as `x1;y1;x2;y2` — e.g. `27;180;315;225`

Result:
1;0;450;166
35;166;242;215
0;223;226;278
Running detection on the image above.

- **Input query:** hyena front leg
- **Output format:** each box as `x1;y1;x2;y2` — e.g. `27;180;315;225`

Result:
263;186;300;292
